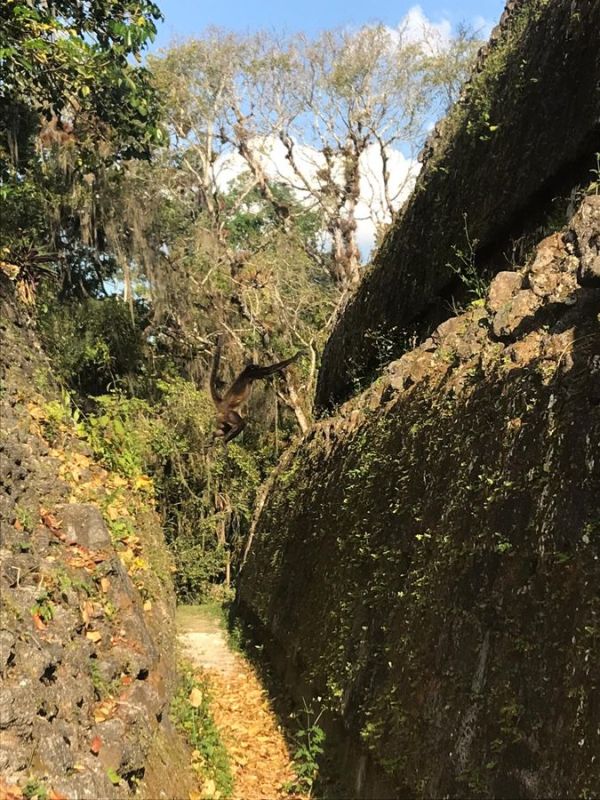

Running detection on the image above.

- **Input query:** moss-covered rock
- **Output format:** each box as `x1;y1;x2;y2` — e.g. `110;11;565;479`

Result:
0;275;194;799
317;0;600;409
239;197;600;798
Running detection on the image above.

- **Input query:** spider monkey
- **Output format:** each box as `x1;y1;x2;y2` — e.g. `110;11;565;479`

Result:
210;335;302;443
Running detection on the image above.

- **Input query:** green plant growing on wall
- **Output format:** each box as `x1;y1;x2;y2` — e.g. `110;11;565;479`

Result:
22;778;48;800
446;213;489;302
588;153;600;195
15;505;35;533
286;699;326;797
30;590;54;624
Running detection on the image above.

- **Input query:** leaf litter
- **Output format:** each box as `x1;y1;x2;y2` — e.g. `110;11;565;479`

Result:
178;608;306;800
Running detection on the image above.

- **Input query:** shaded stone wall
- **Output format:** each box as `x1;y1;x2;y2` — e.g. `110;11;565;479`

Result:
317;0;600;410
239;198;600;798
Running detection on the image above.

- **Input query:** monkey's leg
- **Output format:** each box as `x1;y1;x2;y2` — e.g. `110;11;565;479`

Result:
223;411;246;443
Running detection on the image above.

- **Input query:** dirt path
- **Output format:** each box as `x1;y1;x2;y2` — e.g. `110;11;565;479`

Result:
176;605;302;800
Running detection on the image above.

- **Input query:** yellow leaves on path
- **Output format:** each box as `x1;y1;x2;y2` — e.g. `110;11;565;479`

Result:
189;778;218;800
188;686;204;708
0;780;23;800
203;663;304;800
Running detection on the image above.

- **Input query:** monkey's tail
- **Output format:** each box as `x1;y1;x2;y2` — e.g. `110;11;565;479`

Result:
210;334;224;404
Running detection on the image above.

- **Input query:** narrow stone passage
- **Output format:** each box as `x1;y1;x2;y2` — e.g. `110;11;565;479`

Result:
176;605;302;800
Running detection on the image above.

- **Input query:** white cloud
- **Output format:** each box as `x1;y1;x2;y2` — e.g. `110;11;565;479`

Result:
398;5;453;53
355;145;419;258
213;136;419;263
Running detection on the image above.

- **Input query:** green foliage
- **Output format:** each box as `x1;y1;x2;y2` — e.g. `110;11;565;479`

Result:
38;296;148;396
79;393;152;477
587;153;600;196
43;373;264;601
0;0;164;160
224;179;323;251
30;590;55;624
106;768;122;786
171;666;234;797
0;0;167;302
22;779;48;800
149;379;264;601
286;700;326;797
446;213;489;302
15;505;35;533
89;660;121;700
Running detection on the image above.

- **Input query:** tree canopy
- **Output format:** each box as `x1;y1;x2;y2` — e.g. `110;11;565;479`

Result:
0;7;482;599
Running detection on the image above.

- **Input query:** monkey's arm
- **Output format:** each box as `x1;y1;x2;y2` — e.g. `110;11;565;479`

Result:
223;411;246;443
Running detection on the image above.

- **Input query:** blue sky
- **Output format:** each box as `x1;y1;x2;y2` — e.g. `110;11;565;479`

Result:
152;0;506;49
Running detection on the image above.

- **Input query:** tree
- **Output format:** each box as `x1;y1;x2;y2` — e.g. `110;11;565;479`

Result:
0;0;165;160
0;0;166;299
110;153;338;428
150;24;479;292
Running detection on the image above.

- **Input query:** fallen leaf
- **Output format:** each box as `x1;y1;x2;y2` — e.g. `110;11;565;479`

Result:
48;791;69;800
100;577;110;593
143;600;152;611
40;509;62;531
188;687;204;708
27;402;47;421
0;779;24;800
134;475;153;491
202;779;216;799
32;613;46;631
86;630;102;643
0;261;20;280
93;699;116;723
90;735;102;755
80;600;95;625
188;792;202;800
13;519;23;532
105;504;121;521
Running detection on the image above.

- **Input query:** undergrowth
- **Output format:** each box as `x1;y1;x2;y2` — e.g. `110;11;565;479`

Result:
171;665;234;798
286;700;326;797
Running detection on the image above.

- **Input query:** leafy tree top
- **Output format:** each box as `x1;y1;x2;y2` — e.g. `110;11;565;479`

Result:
0;0;165;159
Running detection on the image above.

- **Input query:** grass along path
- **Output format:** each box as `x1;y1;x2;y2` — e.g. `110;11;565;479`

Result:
176;604;304;800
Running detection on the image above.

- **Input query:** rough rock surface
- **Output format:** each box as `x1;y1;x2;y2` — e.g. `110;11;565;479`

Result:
316;0;600;409
0;276;193;798
575;194;600;287
238;197;600;799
